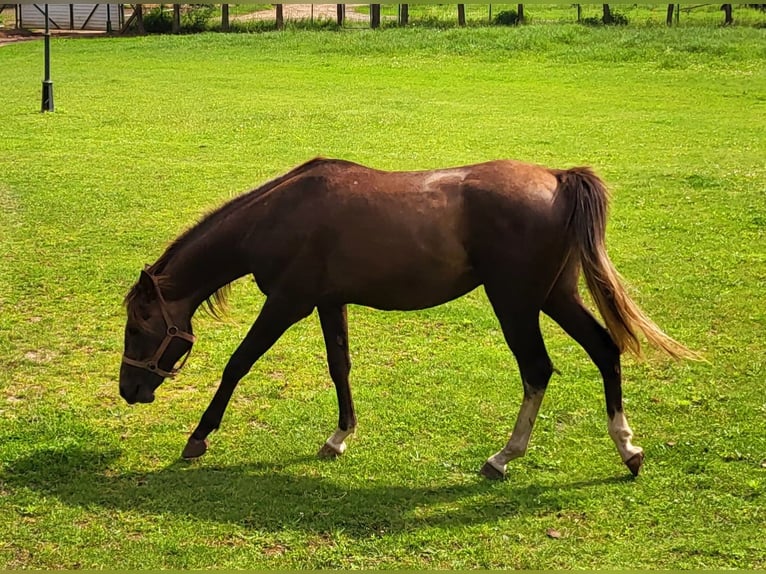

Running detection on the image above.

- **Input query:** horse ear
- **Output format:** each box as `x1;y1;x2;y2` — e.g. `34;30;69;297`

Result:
136;267;158;302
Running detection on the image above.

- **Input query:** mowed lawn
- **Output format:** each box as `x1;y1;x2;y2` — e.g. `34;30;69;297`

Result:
0;23;764;568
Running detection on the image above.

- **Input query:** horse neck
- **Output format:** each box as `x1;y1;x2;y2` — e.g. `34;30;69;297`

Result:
157;228;249;315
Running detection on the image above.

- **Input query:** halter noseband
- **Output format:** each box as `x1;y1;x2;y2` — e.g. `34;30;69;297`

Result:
122;267;196;379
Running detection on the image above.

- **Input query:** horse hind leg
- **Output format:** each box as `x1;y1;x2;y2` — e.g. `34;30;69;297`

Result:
543;287;644;476
480;291;555;479
316;304;357;458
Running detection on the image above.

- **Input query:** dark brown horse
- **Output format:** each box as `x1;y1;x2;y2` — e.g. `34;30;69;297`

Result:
120;157;694;478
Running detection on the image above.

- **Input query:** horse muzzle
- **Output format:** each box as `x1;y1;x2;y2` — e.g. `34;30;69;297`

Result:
120;378;157;405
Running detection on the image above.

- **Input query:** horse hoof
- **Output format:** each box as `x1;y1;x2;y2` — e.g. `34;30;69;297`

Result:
625;451;645;477
480;461;506;480
182;437;208;460
317;442;343;459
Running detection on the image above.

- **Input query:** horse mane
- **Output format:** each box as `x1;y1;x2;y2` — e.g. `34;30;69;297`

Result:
124;157;330;320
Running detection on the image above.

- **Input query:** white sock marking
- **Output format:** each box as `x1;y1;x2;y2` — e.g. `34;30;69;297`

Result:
324;426;354;455
608;410;643;461
486;389;545;474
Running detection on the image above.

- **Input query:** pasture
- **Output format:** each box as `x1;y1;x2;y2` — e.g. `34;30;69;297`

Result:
1;22;765;568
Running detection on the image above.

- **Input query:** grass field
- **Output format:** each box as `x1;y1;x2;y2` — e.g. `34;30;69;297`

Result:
1;22;765;568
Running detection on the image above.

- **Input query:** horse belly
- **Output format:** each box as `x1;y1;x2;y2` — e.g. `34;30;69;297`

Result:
354;269;480;311
328;232;479;311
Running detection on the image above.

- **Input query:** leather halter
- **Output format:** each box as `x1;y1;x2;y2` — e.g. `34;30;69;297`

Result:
122;267;196;379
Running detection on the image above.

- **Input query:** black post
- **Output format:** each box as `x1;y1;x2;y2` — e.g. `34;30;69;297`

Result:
41;4;54;113
135;4;145;35
222;4;230;31
172;4;181;34
722;3;733;24
602;3;613;24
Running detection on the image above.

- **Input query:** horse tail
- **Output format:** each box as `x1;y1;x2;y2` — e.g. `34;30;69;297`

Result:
557;167;697;360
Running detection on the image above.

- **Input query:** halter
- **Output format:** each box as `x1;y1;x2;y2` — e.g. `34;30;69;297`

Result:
122;267;196;379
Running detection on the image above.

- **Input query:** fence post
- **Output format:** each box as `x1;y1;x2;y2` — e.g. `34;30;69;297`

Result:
457;4;465;26
665;4;673;25
275;4;283;29
135;3;145;34
337;4;344;26
517;4;524;21
400;3;408;25
221;4;229;31
371;4;380;28
602;4;612;24
722;4;733;24
172;4;180;33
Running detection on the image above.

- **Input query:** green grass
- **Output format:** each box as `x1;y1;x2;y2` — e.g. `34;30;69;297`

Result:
354;3;766;27
1;24;765;569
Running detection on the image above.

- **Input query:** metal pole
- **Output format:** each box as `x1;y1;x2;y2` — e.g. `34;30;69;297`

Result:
41;4;54;113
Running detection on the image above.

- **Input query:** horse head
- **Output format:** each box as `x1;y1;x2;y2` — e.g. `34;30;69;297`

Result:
120;268;195;404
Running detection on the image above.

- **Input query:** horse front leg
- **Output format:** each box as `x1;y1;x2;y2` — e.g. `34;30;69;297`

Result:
316;304;357;457
182;295;314;459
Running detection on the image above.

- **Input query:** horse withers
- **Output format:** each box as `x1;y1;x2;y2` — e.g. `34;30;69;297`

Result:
120;157;695;478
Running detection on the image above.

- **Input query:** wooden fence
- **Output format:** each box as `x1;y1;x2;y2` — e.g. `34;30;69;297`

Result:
91;3;756;34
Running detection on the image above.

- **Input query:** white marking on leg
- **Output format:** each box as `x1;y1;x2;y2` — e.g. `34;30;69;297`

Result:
324;426;354;455
486;388;544;475
608;410;643;462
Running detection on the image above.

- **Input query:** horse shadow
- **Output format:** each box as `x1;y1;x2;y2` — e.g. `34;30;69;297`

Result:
1;444;632;536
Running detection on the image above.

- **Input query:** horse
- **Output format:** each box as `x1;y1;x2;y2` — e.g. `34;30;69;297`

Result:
120;157;695;479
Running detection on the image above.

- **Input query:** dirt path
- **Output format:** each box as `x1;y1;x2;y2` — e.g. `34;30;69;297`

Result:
0;29;107;47
0;29;34;47
234;4;373;23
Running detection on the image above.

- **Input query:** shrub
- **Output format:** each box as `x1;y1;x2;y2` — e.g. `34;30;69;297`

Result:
141;4;214;34
580;16;602;26
494;9;520;26
608;11;629;25
182;4;215;32
580;11;628;26
143;6;172;33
